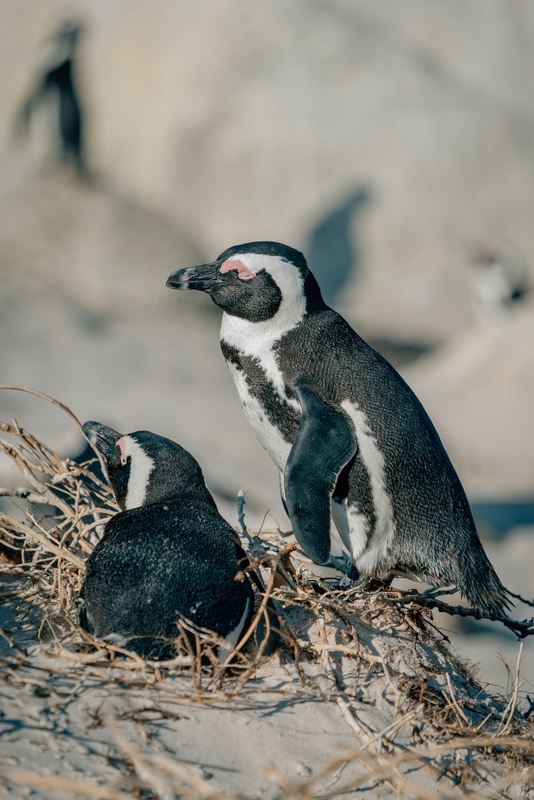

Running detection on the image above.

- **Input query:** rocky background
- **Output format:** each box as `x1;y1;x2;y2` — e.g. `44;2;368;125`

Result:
0;0;533;692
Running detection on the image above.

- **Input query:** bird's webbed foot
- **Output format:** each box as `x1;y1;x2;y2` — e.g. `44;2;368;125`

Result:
323;555;392;593
323;555;364;589
337;565;364;588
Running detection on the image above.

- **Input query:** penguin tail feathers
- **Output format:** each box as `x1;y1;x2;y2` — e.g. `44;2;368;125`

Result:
459;570;514;620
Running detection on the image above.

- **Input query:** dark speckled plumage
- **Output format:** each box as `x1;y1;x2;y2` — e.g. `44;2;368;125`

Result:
167;241;511;618
221;341;301;442
277;311;503;607
79;423;252;658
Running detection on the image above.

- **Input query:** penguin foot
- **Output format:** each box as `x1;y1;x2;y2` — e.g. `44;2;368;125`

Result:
315;573;365;592
325;555;362;585
326;553;349;572
336;569;366;590
345;564;361;582
322;573;391;593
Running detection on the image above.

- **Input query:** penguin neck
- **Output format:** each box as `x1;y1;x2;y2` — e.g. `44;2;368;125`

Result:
184;483;218;510
137;483;218;511
220;290;307;354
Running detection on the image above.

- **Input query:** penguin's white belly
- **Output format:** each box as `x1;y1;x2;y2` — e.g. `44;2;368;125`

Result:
226;360;292;472
222;307;396;572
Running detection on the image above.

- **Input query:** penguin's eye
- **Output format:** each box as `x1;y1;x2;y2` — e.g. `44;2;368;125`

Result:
220;258;256;281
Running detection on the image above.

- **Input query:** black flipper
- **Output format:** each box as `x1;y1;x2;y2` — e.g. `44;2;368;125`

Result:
284;383;357;564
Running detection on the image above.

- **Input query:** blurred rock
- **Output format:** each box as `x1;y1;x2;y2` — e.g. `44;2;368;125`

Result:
402;302;534;498
2;1;534;340
0;163;205;318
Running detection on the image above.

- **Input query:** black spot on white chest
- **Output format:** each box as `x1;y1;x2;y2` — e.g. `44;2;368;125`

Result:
221;340;300;466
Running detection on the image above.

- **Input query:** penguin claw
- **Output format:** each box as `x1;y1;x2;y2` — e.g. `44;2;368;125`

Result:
317;574;365;592
336;567;364;588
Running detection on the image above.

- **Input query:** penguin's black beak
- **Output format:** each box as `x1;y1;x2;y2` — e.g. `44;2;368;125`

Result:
82;421;122;461
166;262;225;292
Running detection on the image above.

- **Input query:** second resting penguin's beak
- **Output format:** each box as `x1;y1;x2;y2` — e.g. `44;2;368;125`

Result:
166;261;224;292
81;421;123;460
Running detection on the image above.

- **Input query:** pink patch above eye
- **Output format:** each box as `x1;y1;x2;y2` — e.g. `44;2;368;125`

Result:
220;258;256;280
117;437;128;466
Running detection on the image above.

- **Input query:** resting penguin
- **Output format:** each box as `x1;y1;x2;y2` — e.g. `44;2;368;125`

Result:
78;421;254;660
167;241;510;618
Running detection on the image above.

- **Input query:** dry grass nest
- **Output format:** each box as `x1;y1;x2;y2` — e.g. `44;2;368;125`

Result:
0;386;533;800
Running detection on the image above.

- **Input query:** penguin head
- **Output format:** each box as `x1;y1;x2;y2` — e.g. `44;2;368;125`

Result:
82;421;213;511
167;241;326;323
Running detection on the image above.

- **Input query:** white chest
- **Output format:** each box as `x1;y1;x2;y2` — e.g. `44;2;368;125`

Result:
226;360;292;471
221;312;295;397
221;313;299;472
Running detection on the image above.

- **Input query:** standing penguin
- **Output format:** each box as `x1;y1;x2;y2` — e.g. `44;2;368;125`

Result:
79;422;254;660
167;241;510;618
14;21;85;174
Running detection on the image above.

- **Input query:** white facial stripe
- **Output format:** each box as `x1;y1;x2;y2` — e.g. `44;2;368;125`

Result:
340;401;395;572
119;435;156;510
218;597;251;664
220;253;305;408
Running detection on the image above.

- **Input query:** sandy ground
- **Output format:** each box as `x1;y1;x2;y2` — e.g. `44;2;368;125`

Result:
0;630;374;799
1;560;529;800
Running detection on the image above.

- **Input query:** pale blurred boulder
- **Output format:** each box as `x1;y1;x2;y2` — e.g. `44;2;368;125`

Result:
0;162;205;318
402;302;534;498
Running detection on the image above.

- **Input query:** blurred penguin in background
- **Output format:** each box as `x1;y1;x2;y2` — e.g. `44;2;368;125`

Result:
305;187;371;307
14;20;86;175
469;238;528;323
